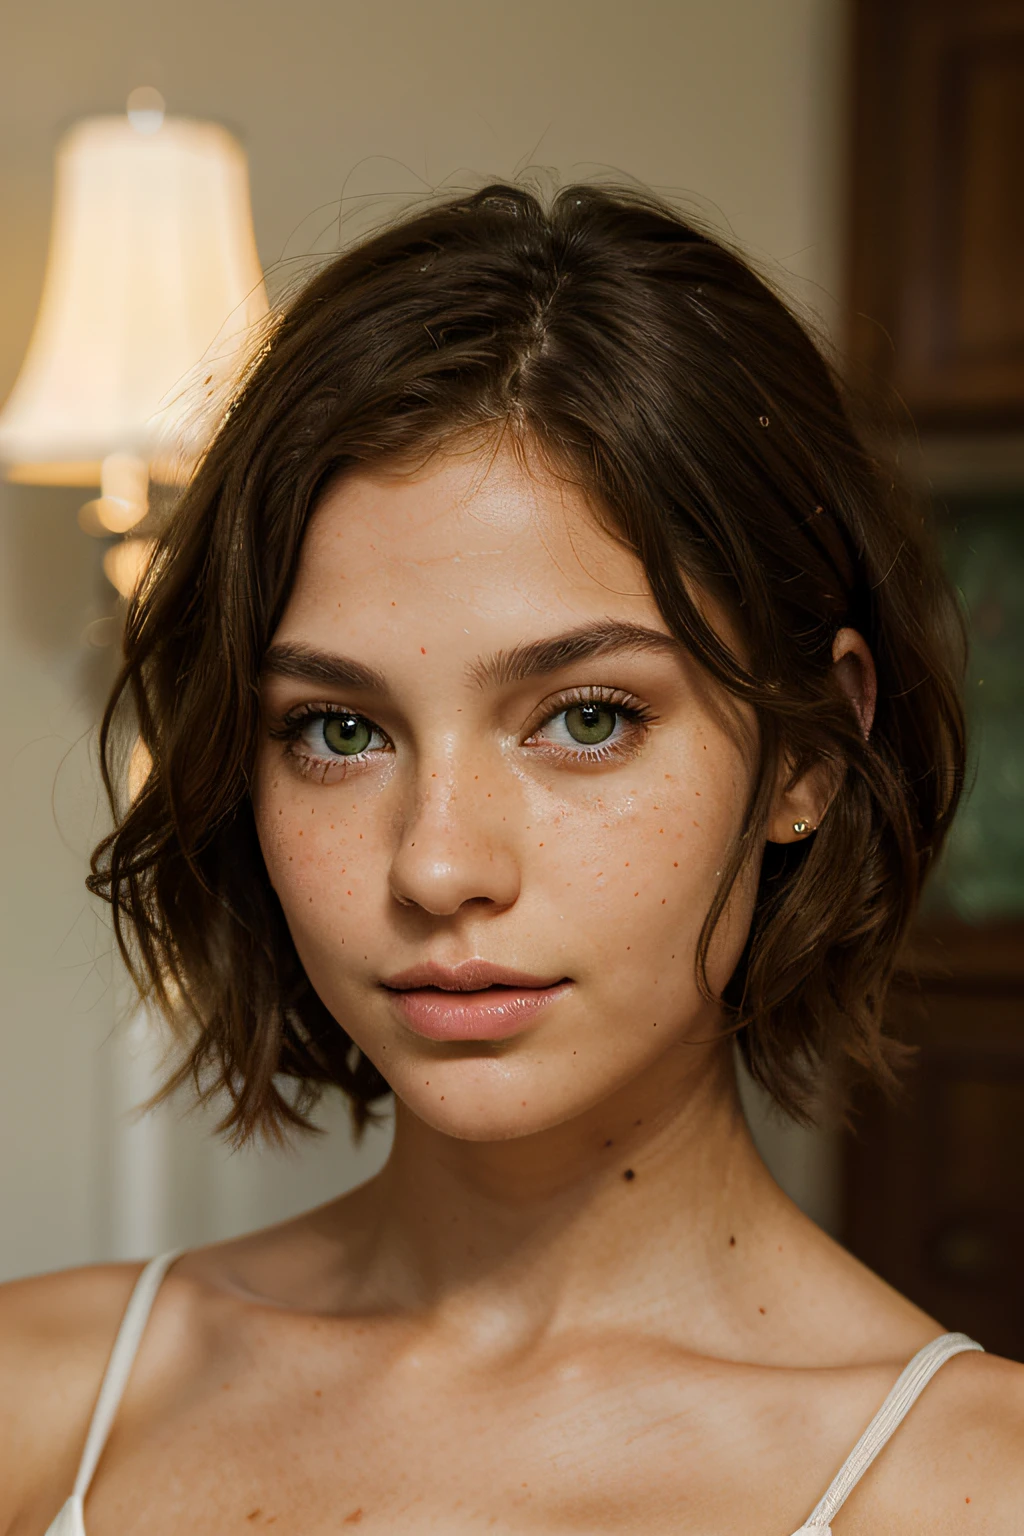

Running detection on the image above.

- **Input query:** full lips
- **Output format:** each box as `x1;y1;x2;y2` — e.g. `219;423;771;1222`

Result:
387;982;572;1041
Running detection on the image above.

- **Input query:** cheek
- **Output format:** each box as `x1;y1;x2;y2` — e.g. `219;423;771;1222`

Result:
252;765;378;945
540;753;751;998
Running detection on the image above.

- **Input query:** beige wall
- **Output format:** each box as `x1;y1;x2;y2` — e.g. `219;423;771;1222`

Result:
0;0;848;1282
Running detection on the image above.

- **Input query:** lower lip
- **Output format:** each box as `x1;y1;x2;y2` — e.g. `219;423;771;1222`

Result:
385;982;571;1041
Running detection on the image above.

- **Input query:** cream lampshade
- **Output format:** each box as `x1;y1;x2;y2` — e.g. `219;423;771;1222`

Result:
0;92;268;489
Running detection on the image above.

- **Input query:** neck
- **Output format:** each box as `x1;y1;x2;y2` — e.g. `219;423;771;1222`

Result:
342;1040;798;1352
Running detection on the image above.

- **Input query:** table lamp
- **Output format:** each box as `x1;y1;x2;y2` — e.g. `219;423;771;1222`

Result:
0;88;268;596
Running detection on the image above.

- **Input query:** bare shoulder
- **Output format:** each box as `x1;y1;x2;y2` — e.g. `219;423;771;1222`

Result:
941;1350;1024;1492
0;1262;145;1522
862;1347;1024;1532
0;1224;346;1529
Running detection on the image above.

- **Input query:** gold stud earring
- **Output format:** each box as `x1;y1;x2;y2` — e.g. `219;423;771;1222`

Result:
792;819;812;836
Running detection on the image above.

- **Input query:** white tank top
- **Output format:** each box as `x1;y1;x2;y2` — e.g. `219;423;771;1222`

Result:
44;1249;983;1535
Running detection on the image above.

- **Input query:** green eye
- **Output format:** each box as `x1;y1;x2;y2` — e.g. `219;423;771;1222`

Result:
321;714;373;755
564;702;617;745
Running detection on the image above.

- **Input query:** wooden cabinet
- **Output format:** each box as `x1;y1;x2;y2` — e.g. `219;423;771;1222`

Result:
844;2;1024;1364
843;925;1024;1360
850;0;1024;426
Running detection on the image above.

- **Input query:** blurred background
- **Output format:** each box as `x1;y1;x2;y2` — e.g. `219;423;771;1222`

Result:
1;0;1021;1357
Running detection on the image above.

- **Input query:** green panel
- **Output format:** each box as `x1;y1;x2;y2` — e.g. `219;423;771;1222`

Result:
927;495;1024;921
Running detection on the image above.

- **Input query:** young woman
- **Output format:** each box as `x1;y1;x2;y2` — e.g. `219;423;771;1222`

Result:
2;185;1021;1535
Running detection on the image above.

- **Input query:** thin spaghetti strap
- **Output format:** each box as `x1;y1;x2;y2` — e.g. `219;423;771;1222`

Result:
794;1331;984;1533
71;1248;184;1500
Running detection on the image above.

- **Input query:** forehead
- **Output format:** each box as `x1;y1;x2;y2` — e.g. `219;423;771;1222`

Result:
282;443;658;636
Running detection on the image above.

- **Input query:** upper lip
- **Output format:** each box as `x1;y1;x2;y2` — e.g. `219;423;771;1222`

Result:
381;960;568;992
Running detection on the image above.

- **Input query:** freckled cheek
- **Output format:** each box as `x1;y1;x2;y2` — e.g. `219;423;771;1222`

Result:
543;771;746;1018
548;790;720;945
253;786;378;920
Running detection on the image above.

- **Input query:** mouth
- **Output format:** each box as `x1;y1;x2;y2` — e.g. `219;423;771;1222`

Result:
382;959;567;992
381;971;573;1041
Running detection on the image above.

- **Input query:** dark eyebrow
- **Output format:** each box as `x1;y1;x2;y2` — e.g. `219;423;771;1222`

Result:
262;621;682;695
465;620;683;688
262;643;388;693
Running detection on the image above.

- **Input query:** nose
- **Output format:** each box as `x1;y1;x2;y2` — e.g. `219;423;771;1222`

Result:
388;752;521;917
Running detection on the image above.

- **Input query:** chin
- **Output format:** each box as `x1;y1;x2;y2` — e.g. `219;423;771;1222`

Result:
385;1043;641;1143
388;1063;582;1142
410;1106;550;1143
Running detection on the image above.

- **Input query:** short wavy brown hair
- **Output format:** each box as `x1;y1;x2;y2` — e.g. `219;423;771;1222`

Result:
90;182;966;1141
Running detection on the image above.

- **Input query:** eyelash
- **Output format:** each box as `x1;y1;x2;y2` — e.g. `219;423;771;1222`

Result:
269;687;658;783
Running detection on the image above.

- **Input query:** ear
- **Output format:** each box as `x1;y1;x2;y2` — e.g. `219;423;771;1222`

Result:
831;626;876;740
766;628;877;845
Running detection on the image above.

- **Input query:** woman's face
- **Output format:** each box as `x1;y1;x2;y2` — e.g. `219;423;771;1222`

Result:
253;444;760;1141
